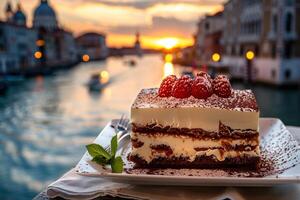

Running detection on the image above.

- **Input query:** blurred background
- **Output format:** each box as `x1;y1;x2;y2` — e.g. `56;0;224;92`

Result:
0;0;300;199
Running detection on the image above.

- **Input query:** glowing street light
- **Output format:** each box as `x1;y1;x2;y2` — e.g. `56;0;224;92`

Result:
34;51;42;59
36;39;45;47
212;53;221;62
82;54;90;62
245;50;255;83
246;50;255;60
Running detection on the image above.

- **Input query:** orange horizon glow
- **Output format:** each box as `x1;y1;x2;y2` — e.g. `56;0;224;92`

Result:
155;38;179;49
106;34;193;49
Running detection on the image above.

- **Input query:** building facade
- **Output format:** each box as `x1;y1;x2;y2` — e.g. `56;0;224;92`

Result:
195;11;224;64
0;2;38;73
196;0;300;85
0;0;78;74
76;32;108;60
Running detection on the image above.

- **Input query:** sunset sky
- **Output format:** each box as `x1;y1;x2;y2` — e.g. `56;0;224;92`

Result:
0;0;225;49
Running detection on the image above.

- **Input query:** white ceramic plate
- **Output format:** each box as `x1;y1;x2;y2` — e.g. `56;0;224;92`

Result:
77;118;300;186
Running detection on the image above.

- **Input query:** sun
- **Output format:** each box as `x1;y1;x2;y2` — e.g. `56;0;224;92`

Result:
155;38;179;49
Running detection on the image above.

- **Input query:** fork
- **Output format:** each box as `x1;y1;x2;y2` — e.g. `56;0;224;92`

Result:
105;114;130;152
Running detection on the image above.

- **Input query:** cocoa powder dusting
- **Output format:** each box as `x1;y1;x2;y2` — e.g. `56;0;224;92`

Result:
132;88;259;111
124;122;300;177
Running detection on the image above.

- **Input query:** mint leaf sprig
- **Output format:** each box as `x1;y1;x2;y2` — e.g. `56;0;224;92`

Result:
86;135;123;173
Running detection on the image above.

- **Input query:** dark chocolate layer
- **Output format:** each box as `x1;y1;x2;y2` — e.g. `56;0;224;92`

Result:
132;139;258;152
132;122;259;139
132;88;259;111
128;155;260;169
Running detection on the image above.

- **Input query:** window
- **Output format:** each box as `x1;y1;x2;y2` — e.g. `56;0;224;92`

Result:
285;12;293;33
285;69;291;79
284;42;292;58
285;0;294;6
271;69;276;79
257;20;261;35
255;45;260;57
271;43;277;58
205;22;210;31
239;46;244;56
242;20;261;35
231;46;235;55
272;14;278;33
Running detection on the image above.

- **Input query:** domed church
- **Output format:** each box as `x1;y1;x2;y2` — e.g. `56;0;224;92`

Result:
13;2;26;26
33;0;58;30
1;0;79;74
5;0;27;26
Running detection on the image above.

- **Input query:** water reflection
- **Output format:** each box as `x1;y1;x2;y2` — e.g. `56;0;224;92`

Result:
100;71;110;84
163;62;174;78
0;55;299;199
164;54;173;62
0;55;165;199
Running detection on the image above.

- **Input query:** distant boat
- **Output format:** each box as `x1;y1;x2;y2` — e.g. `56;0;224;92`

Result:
129;59;136;67
124;59;136;67
86;70;110;91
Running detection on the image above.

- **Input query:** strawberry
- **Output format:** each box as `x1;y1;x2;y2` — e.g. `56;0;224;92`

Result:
172;75;192;98
192;76;213;99
158;75;177;97
212;75;232;98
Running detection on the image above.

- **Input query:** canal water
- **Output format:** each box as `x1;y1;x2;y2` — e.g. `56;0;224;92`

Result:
0;55;299;199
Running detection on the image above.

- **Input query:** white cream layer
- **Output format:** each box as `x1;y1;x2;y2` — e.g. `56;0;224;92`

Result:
131;107;259;131
131;133;260;163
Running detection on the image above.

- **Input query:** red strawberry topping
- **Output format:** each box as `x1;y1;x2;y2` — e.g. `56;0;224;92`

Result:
212;75;232;98
158;75;177;97
172;75;192;98
192;76;213;99
196;71;213;83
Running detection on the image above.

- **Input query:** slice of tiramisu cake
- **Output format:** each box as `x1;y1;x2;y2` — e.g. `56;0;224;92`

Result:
129;72;260;169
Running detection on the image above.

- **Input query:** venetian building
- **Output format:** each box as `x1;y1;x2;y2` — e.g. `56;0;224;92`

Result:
33;0;58;30
134;31;142;56
5;1;13;22
12;2;27;26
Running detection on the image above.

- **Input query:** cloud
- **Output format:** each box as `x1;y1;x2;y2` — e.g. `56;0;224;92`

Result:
56;1;222;34
84;0;226;9
0;0;225;47
147;3;223;22
58;2;152;28
109;16;196;38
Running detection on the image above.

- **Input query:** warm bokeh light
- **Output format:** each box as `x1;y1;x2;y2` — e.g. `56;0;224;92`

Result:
163;62;174;78
246;51;255;60
155;38;179;49
34;51;42;59
164;54;173;62
36;39;45;47
212;53;221;62
100;70;110;84
82;54;90;62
